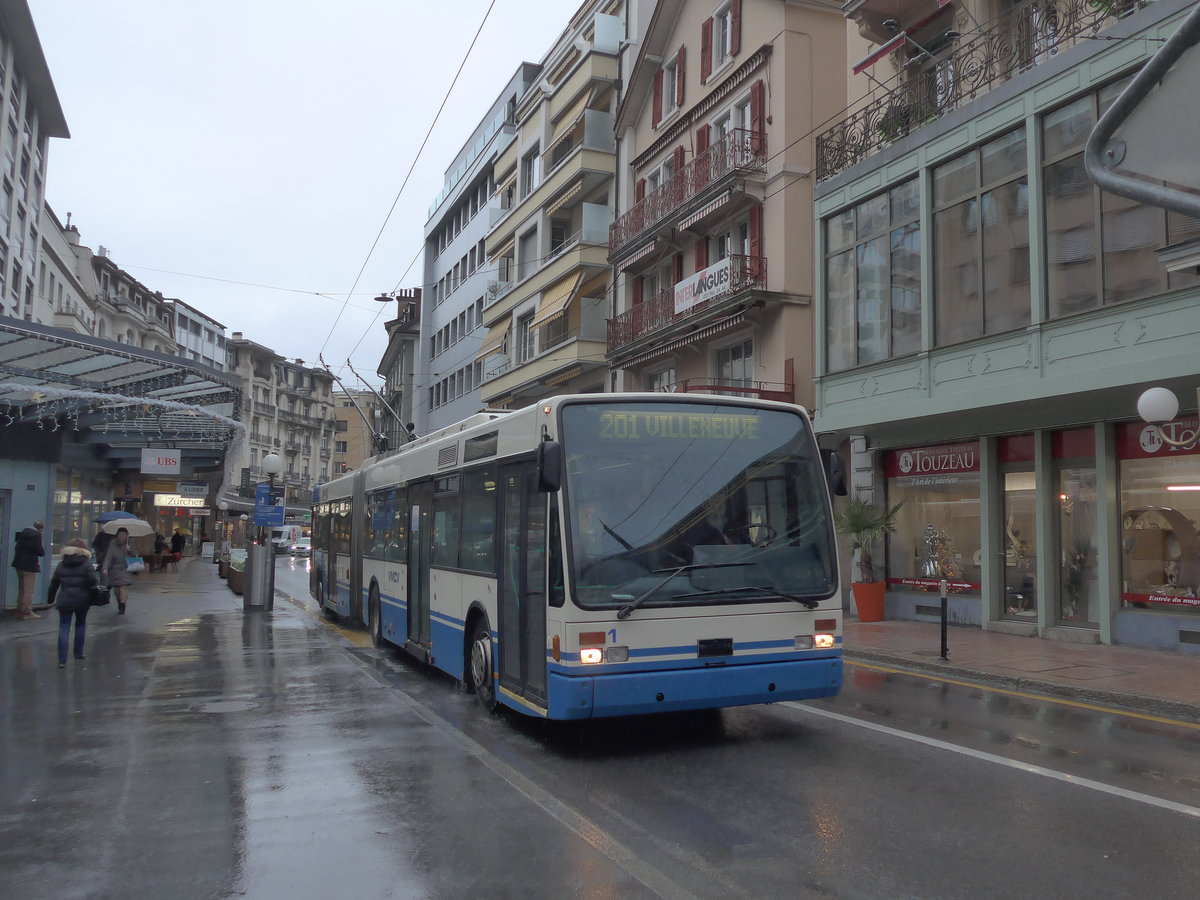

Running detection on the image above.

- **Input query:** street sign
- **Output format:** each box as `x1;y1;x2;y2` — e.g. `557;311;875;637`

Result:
253;482;285;527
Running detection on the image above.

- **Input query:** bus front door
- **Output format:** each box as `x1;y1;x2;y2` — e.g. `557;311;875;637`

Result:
498;463;547;704
407;481;433;654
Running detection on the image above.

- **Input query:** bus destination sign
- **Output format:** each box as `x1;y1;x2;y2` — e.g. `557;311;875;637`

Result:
599;411;760;440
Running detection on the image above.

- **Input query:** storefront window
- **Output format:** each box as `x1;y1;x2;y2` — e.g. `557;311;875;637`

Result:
885;442;980;592
1057;466;1098;626
1118;419;1200;614
1002;470;1037;618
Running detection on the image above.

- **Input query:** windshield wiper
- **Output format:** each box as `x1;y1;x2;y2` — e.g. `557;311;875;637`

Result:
614;562;752;619
672;585;821;609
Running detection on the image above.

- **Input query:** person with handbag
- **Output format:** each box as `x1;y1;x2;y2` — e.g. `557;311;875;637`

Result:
47;538;100;668
11;520;46;619
101;526;134;615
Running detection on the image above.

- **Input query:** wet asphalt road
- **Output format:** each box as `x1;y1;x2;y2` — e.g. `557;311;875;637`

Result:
1;556;1198;899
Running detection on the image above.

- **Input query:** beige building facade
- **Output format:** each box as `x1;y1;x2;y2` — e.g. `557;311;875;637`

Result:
608;0;846;405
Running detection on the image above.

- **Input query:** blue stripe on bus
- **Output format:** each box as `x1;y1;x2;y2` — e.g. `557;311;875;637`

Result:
547;648;840;671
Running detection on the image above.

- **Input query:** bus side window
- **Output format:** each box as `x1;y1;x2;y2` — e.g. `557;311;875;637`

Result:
548;496;564;608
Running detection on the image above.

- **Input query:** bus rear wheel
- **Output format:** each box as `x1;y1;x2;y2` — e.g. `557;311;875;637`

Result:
468;617;496;712
369;587;383;648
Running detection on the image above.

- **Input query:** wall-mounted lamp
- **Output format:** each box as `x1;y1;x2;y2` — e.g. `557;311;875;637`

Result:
1137;386;1200;449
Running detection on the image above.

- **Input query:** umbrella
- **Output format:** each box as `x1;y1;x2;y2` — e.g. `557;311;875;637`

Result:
174;526;193;536
96;510;138;524
100;518;155;537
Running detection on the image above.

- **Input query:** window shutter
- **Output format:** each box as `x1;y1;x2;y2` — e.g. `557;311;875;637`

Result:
674;252;684;284
676;45;686;107
731;0;742;57
749;203;762;261
673;145;686;170
750;79;765;153
695;238;708;271
633;276;643;306
653;69;663;127
636;178;646;202
696;124;710;156
701;18;713;82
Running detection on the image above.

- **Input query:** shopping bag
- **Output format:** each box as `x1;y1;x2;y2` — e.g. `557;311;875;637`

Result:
126;556;146;573
91;583;111;606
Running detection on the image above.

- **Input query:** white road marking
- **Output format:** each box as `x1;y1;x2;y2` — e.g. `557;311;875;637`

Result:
787;702;1200;821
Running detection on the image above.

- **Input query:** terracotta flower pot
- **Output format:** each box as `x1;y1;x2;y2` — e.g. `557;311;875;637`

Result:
851;581;886;622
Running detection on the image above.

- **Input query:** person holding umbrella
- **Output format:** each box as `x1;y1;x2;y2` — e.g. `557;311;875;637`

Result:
99;524;141;615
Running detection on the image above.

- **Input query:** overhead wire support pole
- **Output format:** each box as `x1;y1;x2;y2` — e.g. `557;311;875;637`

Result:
345;359;415;444
318;354;390;455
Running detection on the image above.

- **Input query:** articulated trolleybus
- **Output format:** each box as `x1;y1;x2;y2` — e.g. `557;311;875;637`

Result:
311;393;843;720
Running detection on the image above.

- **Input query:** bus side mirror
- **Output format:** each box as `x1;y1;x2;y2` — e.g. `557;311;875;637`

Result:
537;439;562;492
823;450;848;496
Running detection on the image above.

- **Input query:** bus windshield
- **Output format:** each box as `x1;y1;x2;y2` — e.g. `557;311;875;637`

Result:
561;401;837;611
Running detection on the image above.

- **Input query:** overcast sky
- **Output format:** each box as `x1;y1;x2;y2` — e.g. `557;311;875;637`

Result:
28;0;576;387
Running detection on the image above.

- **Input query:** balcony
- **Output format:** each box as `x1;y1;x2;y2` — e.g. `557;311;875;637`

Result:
610;129;766;256
319;447;331;460
660;377;793;404
480;323;607;404
607;254;767;356
816;0;1149;182
253;401;276;416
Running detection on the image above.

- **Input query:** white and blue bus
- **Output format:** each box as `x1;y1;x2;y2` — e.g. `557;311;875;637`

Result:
311;393;843;720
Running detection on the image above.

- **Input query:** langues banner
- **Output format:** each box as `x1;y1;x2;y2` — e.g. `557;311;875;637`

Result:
675;257;732;314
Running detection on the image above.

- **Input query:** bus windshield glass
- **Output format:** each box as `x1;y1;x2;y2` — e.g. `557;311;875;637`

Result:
561;401;837;611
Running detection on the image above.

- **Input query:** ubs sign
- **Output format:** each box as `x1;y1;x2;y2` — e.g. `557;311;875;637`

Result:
141;448;181;475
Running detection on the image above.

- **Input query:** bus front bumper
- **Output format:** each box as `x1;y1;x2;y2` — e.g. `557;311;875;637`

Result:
546;656;843;720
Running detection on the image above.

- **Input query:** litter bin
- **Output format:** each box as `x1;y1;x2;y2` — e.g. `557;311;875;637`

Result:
243;543;275;611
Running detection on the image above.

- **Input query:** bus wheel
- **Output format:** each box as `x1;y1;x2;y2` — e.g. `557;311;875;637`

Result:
369;587;383;648
468;618;497;712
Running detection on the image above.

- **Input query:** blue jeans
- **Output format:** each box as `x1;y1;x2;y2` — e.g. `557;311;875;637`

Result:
57;607;89;662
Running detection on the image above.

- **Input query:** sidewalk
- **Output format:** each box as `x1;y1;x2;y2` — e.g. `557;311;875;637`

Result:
844;617;1200;723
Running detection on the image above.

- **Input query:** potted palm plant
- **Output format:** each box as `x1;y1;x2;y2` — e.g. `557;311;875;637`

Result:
834;491;903;622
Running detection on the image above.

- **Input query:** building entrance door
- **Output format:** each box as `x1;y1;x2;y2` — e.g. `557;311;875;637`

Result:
1001;471;1037;620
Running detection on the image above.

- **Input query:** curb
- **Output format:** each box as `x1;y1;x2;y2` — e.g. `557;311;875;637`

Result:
844;648;1200;725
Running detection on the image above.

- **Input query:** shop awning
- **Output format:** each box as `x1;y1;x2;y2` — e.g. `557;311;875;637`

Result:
531;272;582;329
619;240;659;270
475;320;510;361
546;180;584;216
545;90;592;158
679;191;733;230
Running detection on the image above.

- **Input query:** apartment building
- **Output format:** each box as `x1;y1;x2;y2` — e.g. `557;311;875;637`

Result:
39;204;95;334
607;0;845;407
812;0;1200;652
0;0;67;324
225;333;335;511
419;65;541;433
171;298;227;371
477;0;625;410
331;389;383;475
376;288;420;448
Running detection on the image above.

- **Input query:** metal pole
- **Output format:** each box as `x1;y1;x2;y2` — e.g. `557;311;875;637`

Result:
939;578;949;661
266;473;276;611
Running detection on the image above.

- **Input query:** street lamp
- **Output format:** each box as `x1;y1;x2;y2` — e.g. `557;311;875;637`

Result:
1137;386;1200;449
260;453;284;609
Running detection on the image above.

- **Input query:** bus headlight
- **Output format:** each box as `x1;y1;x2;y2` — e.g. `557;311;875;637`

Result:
606;646;629;663
795;635;814;650
580;647;604;665
814;633;836;649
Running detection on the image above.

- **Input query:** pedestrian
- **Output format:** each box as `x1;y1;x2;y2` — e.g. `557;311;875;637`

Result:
92;526;114;567
153;532;166;556
101;526;134;615
11;520;45;619
170;528;186;558
47;538;99;668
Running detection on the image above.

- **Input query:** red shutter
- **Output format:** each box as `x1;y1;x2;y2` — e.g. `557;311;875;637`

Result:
635;178;646;202
750;79;765;153
674;253;684;284
695;238;708;271
731;0;742;57
701;18;713;82
633;276;643;306
673;145;685;170
748;204;763;279
652;69;663;127
696;124;709;156
676;45;686;107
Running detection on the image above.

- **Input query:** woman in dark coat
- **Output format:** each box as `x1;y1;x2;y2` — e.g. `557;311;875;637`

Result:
48;538;99;668
101;527;134;615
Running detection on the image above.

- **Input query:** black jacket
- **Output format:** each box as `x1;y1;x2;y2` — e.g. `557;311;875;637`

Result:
12;527;45;573
48;547;99;611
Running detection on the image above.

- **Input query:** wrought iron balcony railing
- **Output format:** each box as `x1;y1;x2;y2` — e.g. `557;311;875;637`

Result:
610;128;766;255
659;377;794;404
608;254;766;354
816;0;1149;182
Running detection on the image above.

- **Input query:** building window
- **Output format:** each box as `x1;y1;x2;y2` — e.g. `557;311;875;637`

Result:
518;228;538;281
335;440;347;453
714;3;733;67
1043;80;1200;318
645;366;676;392
825;178;922;372
715;338;753;389
516;312;536;364
663;56;679;114
934;126;1030;346
520;145;541;197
